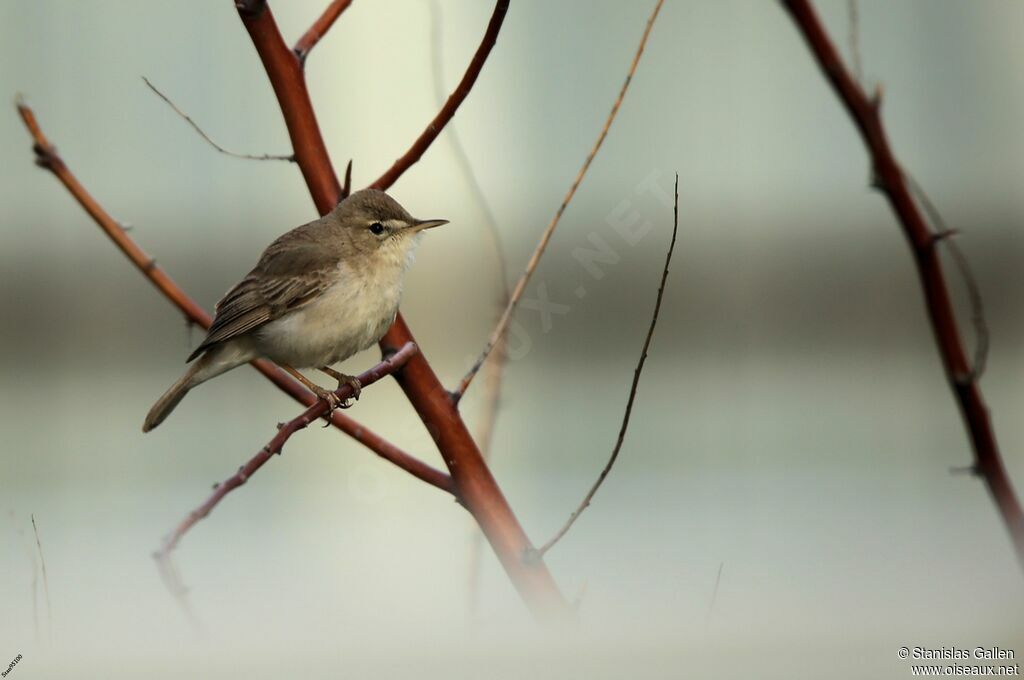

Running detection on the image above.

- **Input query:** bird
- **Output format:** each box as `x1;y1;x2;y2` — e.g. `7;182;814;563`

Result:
142;188;448;432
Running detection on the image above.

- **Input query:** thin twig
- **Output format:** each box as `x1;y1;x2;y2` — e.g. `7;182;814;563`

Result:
466;332;508;612
426;0;509;447
237;1;342;215
538;173;679;556
904;172;988;380
155;342;424;560
294;0;354;66
30;516;51;638
705;562;724;634
572;581;588;613
30;537;39;640
142;77;294;162
154;550;202;630
428;0;509;294
466;333;508;614
9;514;40;641
370;0;510;191
455;0;665;399
16;100;449;493
782;0;1024;571
17;100;208;322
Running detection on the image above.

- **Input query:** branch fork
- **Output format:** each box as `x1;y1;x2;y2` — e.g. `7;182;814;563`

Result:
19;0;671;620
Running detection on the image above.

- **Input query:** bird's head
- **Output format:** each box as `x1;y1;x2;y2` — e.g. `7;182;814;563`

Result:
331;189;448;262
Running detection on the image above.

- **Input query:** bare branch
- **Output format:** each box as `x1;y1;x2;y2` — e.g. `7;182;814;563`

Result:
455;0;665;399
233;0;571;617
153;345;432;629
15;100;445;490
154;342;430;560
17;101;210;322
370;0;510;191
428;0;509;296
154;549;202;630
237;1;343;215
30;514;51;641
294;0;354;66
142;77;294;162
705;562;724;633
782;0;1024;570
538;173;679;556
904;172;989;380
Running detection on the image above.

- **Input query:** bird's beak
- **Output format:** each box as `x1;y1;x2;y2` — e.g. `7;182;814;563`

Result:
410;218;449;232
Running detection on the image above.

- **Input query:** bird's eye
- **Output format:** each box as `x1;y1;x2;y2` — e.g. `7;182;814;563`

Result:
369;222;385;235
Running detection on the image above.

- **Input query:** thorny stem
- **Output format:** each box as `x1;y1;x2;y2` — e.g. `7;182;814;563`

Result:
782;0;1024;571
154;342;426;559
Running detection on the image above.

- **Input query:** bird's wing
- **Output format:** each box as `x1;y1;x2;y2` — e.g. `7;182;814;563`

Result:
187;233;338;362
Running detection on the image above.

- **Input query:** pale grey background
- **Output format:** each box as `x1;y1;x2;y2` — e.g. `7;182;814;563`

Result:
1;1;1022;678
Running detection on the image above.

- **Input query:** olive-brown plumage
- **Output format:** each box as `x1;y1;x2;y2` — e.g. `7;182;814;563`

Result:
143;189;447;432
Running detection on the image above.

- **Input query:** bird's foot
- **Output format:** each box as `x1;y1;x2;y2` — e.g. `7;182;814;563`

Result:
313;377;361;426
281;365;352;425
333;374;361;408
319;367;361;408
311;384;342;412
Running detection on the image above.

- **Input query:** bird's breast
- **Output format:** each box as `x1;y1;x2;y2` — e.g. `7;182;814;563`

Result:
255;261;404;368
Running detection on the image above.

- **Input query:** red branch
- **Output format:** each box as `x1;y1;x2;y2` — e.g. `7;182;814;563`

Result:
15;100;450;494
155;342;427;557
370;0;509;191
17;101;208;324
294;0;354;65
235;0;570;618
782;0;1024;568
238;0;342;214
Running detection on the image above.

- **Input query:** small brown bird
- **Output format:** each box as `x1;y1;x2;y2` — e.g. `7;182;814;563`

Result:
143;189;447;432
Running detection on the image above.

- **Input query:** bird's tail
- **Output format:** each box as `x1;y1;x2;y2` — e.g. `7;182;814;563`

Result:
143;367;198;433
142;346;248;432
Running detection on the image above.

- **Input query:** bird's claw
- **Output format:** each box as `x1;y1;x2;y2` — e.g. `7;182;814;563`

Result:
321;389;342;410
312;386;342;426
314;377;362;425
330;375;361;408
344;376;362;402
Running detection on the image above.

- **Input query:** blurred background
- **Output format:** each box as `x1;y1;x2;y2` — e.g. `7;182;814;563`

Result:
2;1;1023;677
